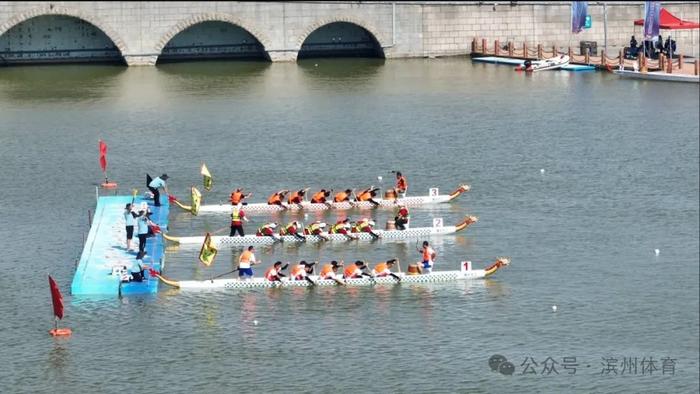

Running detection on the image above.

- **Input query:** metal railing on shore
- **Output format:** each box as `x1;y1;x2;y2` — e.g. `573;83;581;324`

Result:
470;37;700;76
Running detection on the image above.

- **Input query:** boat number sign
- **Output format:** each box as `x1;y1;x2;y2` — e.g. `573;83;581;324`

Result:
432;218;443;228
429;187;439;196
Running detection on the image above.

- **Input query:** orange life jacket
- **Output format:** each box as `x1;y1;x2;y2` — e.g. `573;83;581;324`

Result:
230;191;243;204
288;191;303;204
374;262;389;274
334;191;349;202
319;264;334;278
311;191;326;203
264;267;279;281
344;265;362;278
240;250;254;264
422;247;435;262
268;193;282;205
396;176;407;191
291;265;305;279
357;191;372;201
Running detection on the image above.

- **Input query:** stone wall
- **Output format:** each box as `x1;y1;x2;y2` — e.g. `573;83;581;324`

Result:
0;1;698;65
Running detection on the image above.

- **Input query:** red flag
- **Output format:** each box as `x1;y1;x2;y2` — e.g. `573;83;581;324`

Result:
99;140;107;173
48;275;64;320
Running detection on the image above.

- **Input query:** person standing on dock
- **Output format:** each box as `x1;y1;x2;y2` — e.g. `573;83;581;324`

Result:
238;246;257;279
420;241;437;273
394;171;408;197
147;174;169;207
230;188;251;205
124;203;137;251
136;209;151;254
229;203;248;237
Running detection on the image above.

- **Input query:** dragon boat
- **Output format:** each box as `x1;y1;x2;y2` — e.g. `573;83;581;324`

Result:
156;258;510;290
171;185;470;215
163;216;477;246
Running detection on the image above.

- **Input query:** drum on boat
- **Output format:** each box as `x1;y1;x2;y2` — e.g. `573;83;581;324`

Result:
385;220;396;230
384;189;397;200
407;264;421;275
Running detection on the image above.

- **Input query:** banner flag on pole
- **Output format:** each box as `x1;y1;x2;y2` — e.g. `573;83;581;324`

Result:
99;140;107;173
48;275;64;320
198;233;218;266
643;1;661;38
201;163;212;191
571;1;588;34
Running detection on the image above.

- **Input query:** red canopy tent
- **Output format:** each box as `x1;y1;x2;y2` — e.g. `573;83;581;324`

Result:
634;8;700;30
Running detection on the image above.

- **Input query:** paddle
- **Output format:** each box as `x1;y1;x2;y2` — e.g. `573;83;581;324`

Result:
212;268;239;280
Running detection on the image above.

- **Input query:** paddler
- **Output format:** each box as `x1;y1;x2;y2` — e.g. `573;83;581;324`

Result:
394;171;408;197
355;186;381;206
280;220;306;241
267;189;289;210
290;260;316;282
230;188;252;205
264;261;287;282
394;205;410;230
311;189;332;204
319;260;345;285
329;218;358;240
229;203;249;236
304;221;330;241
287;188;308;206
257;222;282;242
147;173;169;207
334;189;354;203
344;260;372;279
238;246;258;279
419;240;437;273
372;259;401;281
352;218;380;239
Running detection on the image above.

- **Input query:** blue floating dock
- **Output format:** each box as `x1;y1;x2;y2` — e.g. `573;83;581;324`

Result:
472;56;596;71
71;194;169;296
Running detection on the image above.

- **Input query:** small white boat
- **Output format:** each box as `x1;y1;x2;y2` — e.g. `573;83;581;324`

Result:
172;185;470;215
515;55;570;72
163;216;478;246
156;258;510;290
613;69;699;83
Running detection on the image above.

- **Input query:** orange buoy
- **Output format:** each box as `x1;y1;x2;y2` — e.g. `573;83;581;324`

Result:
49;328;72;337
101;182;118;189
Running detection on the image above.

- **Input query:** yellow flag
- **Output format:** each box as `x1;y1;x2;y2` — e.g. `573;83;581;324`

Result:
201;163;212;191
191;186;202;215
198;232;218;266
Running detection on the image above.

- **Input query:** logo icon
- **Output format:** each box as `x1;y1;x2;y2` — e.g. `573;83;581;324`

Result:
489;354;515;376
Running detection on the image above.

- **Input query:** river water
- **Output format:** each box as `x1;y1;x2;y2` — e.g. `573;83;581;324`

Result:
0;58;698;393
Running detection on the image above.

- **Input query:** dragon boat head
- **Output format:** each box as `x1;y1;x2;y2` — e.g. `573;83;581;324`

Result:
455;215;478;232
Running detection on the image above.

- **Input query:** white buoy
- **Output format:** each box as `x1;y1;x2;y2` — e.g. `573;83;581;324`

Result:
304;213;308;220
253;320;258;326
540;169;545;174
552;305;557;312
377;176;383;181
654;249;660;256
314;63;318;67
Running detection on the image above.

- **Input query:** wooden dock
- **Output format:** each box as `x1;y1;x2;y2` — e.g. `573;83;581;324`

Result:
471;38;700;77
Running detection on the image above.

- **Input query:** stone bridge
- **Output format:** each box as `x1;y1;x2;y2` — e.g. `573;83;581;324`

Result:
0;1;697;65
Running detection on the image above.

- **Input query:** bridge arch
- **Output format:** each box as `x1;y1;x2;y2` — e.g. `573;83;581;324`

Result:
0;5;128;64
154;14;271;63
295;17;386;59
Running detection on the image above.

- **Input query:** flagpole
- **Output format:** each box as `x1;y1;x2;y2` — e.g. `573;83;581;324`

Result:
603;2;608;54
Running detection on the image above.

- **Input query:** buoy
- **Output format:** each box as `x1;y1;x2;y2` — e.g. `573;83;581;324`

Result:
654;249;660;256
304;213;308;220
314;63;318;67
253;320;259;326
377;176;383;181
101;181;118;189
49;328;72;336
552;305;557;312
540;169;545;174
